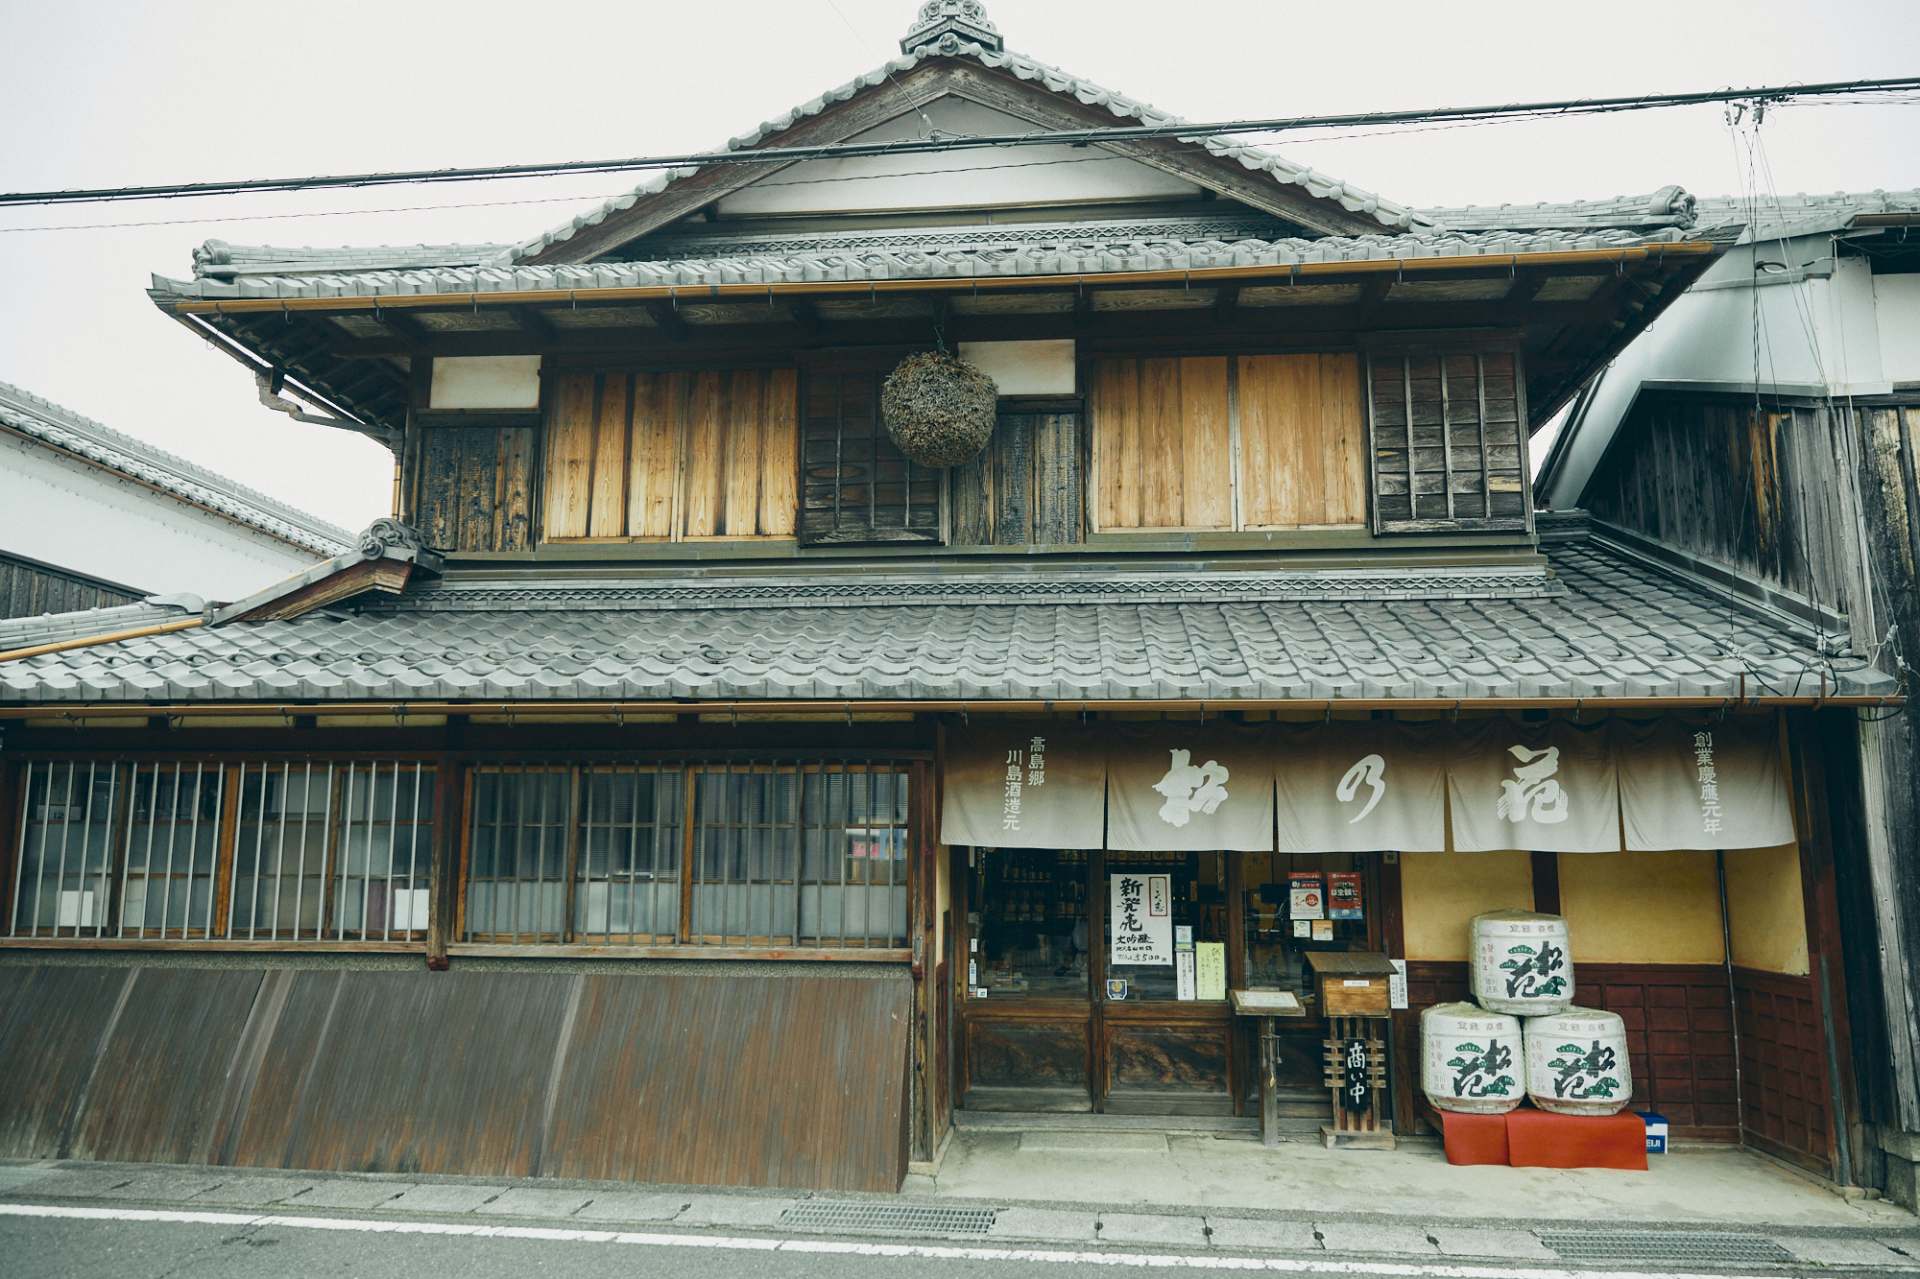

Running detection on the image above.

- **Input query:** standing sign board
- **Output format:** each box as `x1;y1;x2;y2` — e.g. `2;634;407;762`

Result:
1110;872;1173;966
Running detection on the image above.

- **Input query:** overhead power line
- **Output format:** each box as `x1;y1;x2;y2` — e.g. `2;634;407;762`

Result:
3;75;1916;210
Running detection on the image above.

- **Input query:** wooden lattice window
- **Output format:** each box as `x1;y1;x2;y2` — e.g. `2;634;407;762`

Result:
800;368;942;545
1366;349;1531;533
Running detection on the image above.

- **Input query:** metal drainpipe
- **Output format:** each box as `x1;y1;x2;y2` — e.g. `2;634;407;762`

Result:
1718;849;1747;1146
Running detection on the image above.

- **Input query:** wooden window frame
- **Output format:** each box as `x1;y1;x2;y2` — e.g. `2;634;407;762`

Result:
457;757;919;956
1362;342;1535;536
3;757;435;950
797;363;945;547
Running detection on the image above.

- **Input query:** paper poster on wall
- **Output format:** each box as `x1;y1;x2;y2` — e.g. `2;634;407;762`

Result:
1195;942;1227;1002
1328;872;1363;921
1288;871;1325;920
1389;958;1409;1010
1176;950;1197;1000
1110;872;1173;966
1311;920;1334;942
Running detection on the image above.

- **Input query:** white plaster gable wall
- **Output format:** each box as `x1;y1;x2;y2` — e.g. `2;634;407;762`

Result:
714;98;1204;219
1874;273;1920;384
1541;235;1894;508
0;434;325;602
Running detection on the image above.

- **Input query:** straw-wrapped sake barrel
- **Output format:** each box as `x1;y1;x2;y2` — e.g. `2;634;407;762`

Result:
1470;910;1574;1015
1524;1007;1633;1116
1421;1002;1525;1114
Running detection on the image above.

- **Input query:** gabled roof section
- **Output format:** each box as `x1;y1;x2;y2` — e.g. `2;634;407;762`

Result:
1419;186;1700;233
505;5;1427;266
0;381;353;557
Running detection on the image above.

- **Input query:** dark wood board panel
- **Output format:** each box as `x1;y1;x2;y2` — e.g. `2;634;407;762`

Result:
0;961;912;1192
1735;966;1834;1174
0;555;140;620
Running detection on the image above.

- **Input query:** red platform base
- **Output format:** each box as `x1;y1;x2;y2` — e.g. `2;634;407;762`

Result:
1437;1107;1646;1171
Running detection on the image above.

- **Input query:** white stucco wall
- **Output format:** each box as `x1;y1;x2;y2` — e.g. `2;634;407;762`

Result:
1541;235;1903;508
0;434;326;604
715;98;1204;218
1876;273;1920;384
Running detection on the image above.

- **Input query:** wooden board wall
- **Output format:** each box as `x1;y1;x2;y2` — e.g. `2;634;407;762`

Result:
0;960;912;1192
543;369;798;541
417;426;534;552
0;554;140;619
952;409;1083;546
1367;351;1528;532
1090;354;1366;532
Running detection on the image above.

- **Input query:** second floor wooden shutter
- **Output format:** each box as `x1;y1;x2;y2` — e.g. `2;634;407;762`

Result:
799;367;943;545
1366;349;1531;533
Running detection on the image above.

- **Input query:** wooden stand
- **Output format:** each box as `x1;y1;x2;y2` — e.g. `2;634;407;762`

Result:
1230;988;1305;1149
1305;952;1397;1150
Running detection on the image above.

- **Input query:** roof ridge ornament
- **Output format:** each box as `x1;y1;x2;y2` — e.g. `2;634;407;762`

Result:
901;0;1002;55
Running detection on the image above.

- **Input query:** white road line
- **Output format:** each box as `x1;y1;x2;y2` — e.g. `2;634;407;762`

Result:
0;1202;1799;1279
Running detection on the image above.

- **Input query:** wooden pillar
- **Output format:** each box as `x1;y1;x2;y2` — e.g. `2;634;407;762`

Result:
0;757;20;933
425;717;466;970
1379;853;1416;1135
1530;850;1561;915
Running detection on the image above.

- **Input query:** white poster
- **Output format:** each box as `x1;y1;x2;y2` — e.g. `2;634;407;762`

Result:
1176;950;1197;1001
1110;872;1173;966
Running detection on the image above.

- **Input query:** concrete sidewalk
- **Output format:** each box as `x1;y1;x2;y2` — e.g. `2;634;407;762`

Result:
914;1125;1916;1229
4;1154;1920;1273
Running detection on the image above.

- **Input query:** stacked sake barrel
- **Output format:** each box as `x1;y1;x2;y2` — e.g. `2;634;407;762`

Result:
1421;910;1632;1117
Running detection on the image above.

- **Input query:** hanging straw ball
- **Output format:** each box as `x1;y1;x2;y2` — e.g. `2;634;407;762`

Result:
881;350;999;468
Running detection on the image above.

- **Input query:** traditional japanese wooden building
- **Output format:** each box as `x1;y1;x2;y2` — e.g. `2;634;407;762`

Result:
0;1;1899;1197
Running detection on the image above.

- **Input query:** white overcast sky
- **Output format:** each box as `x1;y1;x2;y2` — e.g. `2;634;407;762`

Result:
3;0;1916;531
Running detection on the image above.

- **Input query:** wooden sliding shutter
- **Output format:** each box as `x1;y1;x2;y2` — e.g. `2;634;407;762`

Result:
1367;350;1530;533
416;424;534;552
800;368;942;545
1091;356;1231;531
1238;353;1366;528
1090;353;1366;532
542;368;798;541
951;408;1083;547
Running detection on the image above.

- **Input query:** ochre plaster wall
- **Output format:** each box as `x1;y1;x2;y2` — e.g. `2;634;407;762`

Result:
1725;841;1810;975
1400;851;1533;961
1557;851;1725;964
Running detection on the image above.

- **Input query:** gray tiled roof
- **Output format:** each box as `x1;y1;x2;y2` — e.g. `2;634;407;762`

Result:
503;38;1427;265
1421;187;1920;241
0;597;202;653
0;535;1886;705
149;226;1709;305
0;382;353;557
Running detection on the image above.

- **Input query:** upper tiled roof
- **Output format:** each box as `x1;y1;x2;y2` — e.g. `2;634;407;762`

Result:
0;530;1888;705
149;225;1709;305
0;382;353;557
1421;187;1920;242
502;37;1429;266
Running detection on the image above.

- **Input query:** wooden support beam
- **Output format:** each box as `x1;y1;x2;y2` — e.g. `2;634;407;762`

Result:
788;299;822;335
509;305;556;342
646;300;690;342
1213;284;1242;324
374;309;433;347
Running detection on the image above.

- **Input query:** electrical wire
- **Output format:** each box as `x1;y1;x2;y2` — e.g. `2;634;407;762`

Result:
4;75;1916;209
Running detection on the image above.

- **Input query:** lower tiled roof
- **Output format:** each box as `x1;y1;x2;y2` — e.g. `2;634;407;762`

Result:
0;536;1888;705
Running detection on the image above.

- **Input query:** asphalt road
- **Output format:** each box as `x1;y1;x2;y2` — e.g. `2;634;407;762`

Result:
6;1210;1905;1279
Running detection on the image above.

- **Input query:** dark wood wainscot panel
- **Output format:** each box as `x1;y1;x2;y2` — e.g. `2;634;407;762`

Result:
417;424;534;552
962;1007;1092;1112
1734;967;1836;1174
0;962;913;1193
1102;1005;1233;1116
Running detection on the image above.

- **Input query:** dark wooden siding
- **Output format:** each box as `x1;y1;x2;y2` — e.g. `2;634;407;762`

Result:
0;554;140;619
416;425;534;553
1734;966;1835;1173
1582;397;1852;613
0;960;912;1192
1367;350;1529;532
952;409;1082;546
